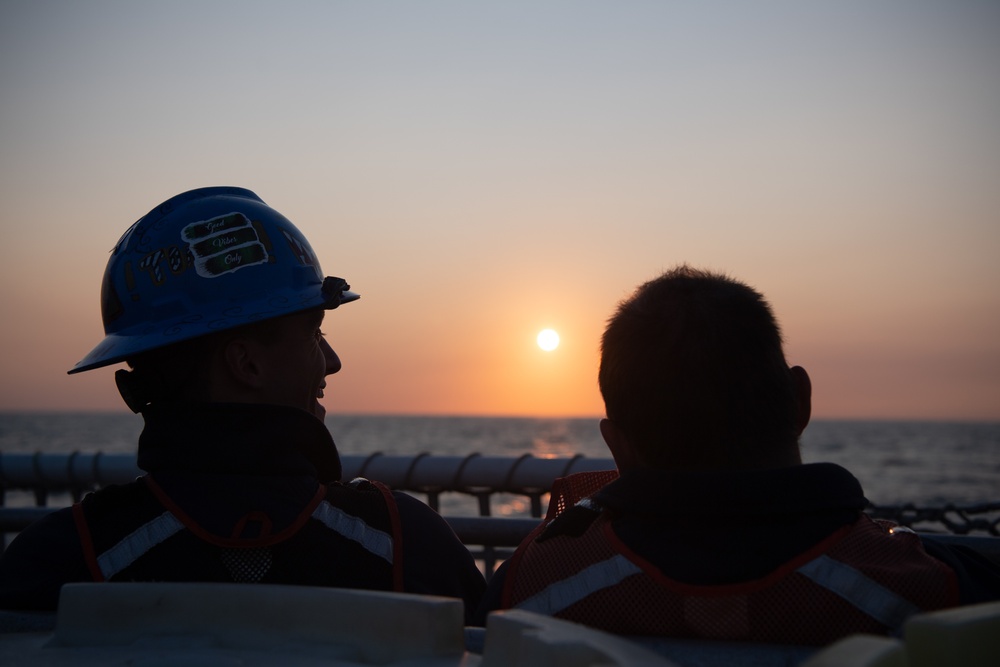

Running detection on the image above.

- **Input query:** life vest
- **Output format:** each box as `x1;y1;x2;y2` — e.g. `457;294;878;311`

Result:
503;472;959;645
72;474;404;592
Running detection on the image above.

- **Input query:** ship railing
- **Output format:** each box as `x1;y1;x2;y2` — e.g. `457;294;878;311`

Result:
2;452;998;575
0;452;616;574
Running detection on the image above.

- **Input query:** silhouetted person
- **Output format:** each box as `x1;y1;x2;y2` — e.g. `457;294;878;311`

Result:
0;187;484;621
477;266;999;643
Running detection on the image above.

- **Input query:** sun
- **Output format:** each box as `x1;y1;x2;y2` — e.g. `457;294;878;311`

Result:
537;329;560;351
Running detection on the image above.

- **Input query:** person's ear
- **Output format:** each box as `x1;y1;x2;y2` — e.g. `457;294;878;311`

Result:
222;338;266;389
790;365;812;436
600;418;643;473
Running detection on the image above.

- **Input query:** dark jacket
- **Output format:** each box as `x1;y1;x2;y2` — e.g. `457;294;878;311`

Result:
0;403;485;621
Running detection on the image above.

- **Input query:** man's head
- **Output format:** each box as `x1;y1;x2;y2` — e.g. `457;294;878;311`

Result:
70;187;357;417
120;306;341;419
598;265;810;472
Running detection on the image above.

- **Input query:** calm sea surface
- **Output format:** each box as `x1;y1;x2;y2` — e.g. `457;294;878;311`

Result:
0;412;997;508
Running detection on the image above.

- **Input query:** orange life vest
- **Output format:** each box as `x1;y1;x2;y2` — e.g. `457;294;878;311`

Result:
503;472;959;645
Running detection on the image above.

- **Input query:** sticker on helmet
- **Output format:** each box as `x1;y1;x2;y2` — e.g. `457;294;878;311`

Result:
281;229;319;267
182;212;269;278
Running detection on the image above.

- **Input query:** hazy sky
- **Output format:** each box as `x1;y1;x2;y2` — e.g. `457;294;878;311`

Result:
1;1;998;420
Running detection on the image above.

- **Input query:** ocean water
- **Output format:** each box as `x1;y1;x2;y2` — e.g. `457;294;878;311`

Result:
0;412;997;509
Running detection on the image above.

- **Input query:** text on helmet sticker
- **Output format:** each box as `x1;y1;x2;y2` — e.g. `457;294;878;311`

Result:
182;212;269;278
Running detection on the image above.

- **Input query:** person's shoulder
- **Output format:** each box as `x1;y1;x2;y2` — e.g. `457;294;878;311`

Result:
75;479;154;518
333;482;459;537
0;506;87;610
81;479;149;503
390;490;449;522
0;508;73;581
5;487;148;562
920;535;1000;604
3;505;77;549
388;490;472;548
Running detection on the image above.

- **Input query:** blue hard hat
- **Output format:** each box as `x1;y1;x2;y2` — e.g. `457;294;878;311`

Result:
69;186;359;374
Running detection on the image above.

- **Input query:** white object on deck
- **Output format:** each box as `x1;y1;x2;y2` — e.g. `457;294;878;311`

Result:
0;582;680;666
803;601;1000;667
904;601;1000;667
800;635;906;667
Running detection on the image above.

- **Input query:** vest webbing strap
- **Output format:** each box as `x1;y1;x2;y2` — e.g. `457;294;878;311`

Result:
312;500;395;564
796;554;921;631
515;554;642;616
514;549;924;632
98;512;185;580
93;498;395;579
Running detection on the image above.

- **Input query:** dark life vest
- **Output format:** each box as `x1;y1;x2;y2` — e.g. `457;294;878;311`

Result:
72;475;404;592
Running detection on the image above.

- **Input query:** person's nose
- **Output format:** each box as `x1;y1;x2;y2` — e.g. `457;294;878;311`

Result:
321;338;342;376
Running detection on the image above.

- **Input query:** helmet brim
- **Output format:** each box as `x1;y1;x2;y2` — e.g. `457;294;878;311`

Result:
68;287;360;375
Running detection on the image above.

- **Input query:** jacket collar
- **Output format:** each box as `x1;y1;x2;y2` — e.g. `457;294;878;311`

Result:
593;462;868;518
136;401;342;483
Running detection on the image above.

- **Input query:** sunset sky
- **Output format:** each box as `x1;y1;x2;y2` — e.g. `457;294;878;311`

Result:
1;2;997;420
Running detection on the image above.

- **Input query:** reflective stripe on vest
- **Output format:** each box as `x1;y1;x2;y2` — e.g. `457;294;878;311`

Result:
516;554;643;616
796;554;920;630
503;472;959;643
312;499;394;564
96;498;394;579
98;511;185;580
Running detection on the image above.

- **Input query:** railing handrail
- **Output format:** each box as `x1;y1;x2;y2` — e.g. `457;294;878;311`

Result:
3;452;998;538
0;452;616;496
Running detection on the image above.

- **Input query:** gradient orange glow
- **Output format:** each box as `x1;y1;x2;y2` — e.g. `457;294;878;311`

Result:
1;3;998;421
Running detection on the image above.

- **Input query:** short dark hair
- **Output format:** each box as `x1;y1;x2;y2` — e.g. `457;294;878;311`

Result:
598;266;800;470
